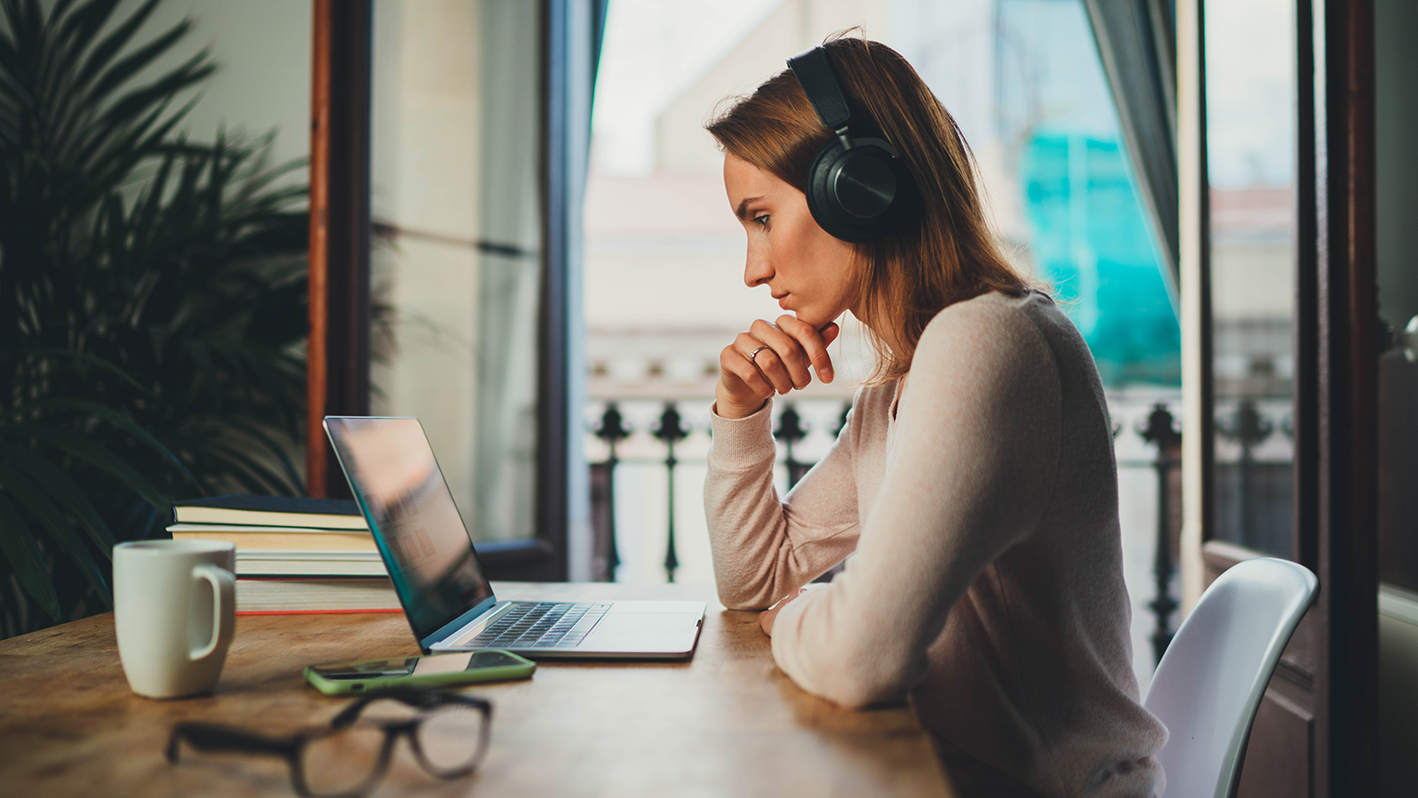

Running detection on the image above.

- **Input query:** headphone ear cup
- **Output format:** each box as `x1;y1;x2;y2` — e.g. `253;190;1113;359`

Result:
805;137;918;242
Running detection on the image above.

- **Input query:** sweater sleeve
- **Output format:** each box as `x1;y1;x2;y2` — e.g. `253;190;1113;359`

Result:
704;398;864;610
769;300;1063;708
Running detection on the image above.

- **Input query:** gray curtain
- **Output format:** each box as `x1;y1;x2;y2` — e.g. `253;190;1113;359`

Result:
1082;0;1180;308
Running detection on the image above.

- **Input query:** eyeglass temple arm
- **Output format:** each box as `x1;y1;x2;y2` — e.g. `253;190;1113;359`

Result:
167;723;298;763
330;689;492;729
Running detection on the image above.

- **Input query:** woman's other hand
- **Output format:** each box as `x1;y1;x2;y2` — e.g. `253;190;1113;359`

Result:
759;586;812;636
716;315;840;419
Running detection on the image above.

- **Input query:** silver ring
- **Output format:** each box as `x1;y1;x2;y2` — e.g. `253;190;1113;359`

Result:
749;345;770;363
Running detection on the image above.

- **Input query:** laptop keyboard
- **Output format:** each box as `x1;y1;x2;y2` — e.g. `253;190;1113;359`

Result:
467;602;613;649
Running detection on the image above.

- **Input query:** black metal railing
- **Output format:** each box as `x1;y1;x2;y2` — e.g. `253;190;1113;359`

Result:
651;403;690;583
1119;403;1183;664
588;399;842;585
588;397;1187;664
1214;398;1294;555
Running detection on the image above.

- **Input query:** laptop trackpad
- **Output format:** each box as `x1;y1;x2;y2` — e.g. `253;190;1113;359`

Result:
581;612;700;650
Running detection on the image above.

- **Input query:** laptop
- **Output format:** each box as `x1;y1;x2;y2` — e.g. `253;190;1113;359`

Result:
323;416;705;660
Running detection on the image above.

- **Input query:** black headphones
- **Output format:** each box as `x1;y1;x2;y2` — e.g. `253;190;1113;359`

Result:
787;46;919;242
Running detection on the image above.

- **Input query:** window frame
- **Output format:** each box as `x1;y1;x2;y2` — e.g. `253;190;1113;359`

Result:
307;0;592;581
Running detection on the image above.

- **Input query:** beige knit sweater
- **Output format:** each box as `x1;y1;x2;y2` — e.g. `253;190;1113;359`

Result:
704;290;1168;798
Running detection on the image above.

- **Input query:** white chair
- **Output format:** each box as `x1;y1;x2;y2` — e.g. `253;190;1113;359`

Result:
1143;557;1319;798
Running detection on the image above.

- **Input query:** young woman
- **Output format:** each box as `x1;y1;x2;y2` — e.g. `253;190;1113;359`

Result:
702;37;1168;798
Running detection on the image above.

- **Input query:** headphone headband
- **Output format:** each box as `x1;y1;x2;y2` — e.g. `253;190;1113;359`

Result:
787;47;852;131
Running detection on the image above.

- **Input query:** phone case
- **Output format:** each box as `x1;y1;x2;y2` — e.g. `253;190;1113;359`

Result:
304;650;536;695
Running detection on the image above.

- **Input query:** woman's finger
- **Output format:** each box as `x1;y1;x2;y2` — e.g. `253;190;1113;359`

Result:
818;321;840;382
721;339;775;401
733;329;793;395
775;315;839;384
734;332;792;396
749;319;813;390
743;338;796;395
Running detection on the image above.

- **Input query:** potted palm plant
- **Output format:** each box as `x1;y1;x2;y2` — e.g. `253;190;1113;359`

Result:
0;0;309;636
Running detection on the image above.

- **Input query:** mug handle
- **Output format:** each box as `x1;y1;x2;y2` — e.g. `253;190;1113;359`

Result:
189;563;236;662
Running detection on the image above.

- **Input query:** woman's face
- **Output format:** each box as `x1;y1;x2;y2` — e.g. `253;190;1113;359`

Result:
722;153;860;329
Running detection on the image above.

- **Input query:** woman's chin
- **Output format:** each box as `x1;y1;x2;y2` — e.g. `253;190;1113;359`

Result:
792;310;828;329
796;311;848;333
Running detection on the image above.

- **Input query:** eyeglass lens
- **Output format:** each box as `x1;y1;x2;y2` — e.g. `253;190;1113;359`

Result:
298;702;489;797
300;725;389;797
414;703;489;775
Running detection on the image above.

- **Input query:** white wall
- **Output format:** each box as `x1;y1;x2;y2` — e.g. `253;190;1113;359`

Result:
132;0;311;185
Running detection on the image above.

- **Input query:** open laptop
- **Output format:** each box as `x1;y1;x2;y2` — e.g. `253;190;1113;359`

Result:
324;416;705;660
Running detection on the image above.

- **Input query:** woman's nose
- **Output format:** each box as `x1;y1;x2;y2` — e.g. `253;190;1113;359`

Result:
743;244;773;288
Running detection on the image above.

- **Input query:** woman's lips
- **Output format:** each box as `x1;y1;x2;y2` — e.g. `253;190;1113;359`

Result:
775;293;789;309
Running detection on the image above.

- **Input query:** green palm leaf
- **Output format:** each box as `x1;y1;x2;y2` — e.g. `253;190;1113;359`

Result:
1;0;312;636
2;421;183;508
0;491;60;620
0;459;111;605
0;439;116;552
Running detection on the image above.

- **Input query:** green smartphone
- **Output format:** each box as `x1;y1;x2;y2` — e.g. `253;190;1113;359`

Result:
304;650;536;695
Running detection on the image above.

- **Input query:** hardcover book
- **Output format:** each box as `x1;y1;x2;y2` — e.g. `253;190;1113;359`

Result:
235;577;400;615
172;494;367;530
168;523;376;552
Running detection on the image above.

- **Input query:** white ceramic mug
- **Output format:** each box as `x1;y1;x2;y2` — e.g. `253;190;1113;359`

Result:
113;540;236;699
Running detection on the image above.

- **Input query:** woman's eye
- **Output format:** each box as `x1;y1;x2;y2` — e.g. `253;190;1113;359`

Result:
753;215;770;229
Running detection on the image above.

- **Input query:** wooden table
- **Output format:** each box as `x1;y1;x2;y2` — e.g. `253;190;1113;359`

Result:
0;582;951;797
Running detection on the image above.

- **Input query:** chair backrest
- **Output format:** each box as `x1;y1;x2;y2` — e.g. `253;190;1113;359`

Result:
1143;557;1318;798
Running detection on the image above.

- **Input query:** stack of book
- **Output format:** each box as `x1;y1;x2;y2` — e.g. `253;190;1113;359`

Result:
169;495;400;615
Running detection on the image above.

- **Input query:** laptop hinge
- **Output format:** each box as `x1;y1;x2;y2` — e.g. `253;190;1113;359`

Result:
429;601;514;650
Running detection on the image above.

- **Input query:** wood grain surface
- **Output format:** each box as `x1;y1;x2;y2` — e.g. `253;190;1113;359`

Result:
0;582;952;798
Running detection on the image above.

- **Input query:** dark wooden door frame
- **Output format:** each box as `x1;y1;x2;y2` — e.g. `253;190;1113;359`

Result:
306;0;372;499
1310;0;1378;793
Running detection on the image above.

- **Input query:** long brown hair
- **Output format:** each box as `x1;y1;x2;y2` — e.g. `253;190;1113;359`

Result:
706;35;1033;383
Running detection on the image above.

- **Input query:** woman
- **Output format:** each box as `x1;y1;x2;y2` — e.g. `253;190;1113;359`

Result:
702;37;1168;798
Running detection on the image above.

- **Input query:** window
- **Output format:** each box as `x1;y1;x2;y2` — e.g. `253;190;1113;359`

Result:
310;0;600;579
1203;0;1296;557
369;1;544;546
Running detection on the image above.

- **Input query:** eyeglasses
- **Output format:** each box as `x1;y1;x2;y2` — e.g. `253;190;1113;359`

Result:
166;688;493;798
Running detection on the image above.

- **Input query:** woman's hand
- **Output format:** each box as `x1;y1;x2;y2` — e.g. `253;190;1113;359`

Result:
759;586;811;636
716;315;840;419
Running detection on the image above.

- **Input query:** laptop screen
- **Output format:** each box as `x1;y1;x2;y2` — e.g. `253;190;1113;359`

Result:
324;417;493;638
